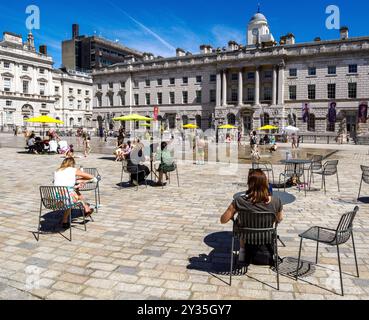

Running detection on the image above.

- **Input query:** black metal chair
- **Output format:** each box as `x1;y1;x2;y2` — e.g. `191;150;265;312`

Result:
308;155;323;189
230;211;280;290
121;160;148;191
295;206;360;296
313;160;340;195
38;186;87;242
154;161;180;188
252;161;275;184
78;168;101;213
278;162;307;196
358;165;369;200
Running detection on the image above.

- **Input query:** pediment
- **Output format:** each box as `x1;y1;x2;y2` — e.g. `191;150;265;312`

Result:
1;72;14;78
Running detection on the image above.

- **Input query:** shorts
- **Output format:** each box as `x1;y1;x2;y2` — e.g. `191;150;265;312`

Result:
55;187;80;208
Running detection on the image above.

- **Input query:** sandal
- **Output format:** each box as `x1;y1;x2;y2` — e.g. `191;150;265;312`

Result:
85;208;94;218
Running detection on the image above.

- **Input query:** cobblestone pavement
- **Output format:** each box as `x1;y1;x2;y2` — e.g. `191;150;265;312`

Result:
0;145;368;300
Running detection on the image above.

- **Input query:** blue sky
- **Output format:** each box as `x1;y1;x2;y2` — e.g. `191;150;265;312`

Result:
0;0;368;68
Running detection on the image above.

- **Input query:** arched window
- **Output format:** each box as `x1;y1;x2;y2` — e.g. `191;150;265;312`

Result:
263;113;270;126
308;114;315;132
69;118;74;127
227;113;236;125
196;115;202;129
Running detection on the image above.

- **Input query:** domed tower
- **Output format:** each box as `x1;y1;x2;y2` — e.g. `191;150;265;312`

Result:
247;7;274;46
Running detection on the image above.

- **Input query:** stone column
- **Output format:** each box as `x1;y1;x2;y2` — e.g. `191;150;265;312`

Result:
216;71;222;107
272;66;277;106
222;70;227;107
278;61;286;127
238;69;243;106
255;67;260;106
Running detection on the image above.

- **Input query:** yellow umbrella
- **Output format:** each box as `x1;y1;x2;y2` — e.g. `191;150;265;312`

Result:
183;124;198;129
113;114;153;122
258;125;279;131
219;124;238;129
25;115;64;124
25;115;64;138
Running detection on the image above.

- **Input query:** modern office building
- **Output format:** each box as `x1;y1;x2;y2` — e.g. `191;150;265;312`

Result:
0;31;93;132
62;24;144;72
92;10;369;139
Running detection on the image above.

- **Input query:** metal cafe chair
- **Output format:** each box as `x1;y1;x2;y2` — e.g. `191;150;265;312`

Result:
230;211;280;290
78;168;101;213
252;161;275;184
121;160;148;191
313;160;340;195
278;162;307;196
358;165;369;200
154;161;180;188
38;186;88;242
308;155;323;189
295;206;360;296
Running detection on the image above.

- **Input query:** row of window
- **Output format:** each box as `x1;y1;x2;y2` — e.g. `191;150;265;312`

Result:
289;64;358;77
0;61;47;73
1;79;90;97
67;87;90;95
98;71;272;91
289;83;358;100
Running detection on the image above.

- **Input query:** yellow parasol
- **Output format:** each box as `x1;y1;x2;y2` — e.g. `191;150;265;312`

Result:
219;124;238;129
183;124;198;129
25;115;64;124
113;114;153;122
25;115;64;137
258;125;279;131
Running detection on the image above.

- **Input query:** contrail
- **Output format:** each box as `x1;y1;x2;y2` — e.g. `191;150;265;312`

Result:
104;0;176;53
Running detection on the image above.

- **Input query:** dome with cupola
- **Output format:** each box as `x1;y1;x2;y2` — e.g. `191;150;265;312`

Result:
247;7;274;46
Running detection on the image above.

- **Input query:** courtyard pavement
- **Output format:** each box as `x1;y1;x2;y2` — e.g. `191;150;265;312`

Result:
0;143;369;300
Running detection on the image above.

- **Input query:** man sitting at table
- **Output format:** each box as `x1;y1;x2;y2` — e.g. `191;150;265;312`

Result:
126;144;150;186
155;142;176;187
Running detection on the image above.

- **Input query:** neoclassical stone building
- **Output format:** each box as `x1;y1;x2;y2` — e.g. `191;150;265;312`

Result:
92;11;369;137
0;31;93;132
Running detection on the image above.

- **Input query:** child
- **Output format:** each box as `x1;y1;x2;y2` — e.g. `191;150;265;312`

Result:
65;145;75;158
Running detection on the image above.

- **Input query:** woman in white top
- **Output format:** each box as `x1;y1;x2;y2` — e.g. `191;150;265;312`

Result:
54;158;95;229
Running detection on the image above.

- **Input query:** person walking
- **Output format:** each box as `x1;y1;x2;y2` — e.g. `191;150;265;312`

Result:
82;131;91;157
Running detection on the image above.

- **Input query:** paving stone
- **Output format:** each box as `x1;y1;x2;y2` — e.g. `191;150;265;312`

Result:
1;145;369;300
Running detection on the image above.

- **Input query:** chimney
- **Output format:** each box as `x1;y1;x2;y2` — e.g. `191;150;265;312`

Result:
314;37;321;42
200;45;213;54
285;33;295;45
39;45;47;55
72;24;79;39
176;48;186;57
228;41;239;51
340;26;349;40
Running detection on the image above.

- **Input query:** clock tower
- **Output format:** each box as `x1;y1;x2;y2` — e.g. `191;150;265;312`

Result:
247;7;274;46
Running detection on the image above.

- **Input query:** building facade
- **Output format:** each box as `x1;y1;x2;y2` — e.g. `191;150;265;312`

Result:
0;31;93;132
92;12;369;137
62;24;144;72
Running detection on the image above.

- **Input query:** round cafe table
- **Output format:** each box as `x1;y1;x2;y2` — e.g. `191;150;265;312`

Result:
280;159;312;187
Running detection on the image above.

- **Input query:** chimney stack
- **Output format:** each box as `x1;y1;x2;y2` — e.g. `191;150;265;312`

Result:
340;26;349;40
72;24;79;39
176;48;186;57
39;45;47;55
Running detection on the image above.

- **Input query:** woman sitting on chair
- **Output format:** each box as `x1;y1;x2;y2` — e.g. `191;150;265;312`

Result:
155;142;176;187
54;158;96;229
221;169;283;264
